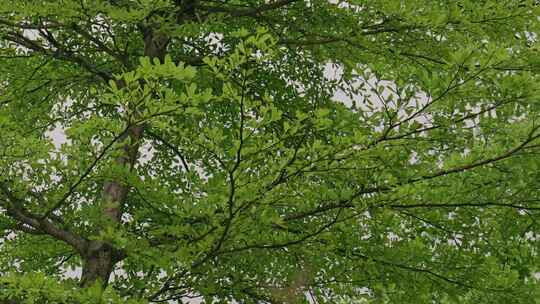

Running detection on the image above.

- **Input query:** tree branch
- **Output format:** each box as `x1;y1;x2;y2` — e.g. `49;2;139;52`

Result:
1;31;112;82
0;183;87;254
201;0;300;18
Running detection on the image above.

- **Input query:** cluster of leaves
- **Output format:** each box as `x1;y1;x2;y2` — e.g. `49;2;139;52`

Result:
1;0;540;303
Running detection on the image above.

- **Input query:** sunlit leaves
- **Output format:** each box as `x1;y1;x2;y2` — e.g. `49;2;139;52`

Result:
1;0;540;303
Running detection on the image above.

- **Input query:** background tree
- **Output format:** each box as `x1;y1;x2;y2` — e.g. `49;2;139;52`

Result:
0;0;540;303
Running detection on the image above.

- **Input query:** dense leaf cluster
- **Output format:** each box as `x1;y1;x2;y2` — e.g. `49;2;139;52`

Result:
0;1;540;303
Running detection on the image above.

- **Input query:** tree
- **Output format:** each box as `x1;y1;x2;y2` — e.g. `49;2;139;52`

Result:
0;0;539;303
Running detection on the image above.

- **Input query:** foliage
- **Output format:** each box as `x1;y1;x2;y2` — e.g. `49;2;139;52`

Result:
1;0;540;303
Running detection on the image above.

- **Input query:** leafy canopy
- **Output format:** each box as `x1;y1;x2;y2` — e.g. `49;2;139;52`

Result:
1;0;540;303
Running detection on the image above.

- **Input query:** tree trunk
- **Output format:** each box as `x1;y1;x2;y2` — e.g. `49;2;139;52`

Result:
78;29;168;287
80;242;123;287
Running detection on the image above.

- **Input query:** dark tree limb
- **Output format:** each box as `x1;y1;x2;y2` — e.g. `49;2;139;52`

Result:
0;183;88;254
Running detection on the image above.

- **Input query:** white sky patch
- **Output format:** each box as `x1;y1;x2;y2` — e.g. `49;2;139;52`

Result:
45;124;70;150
